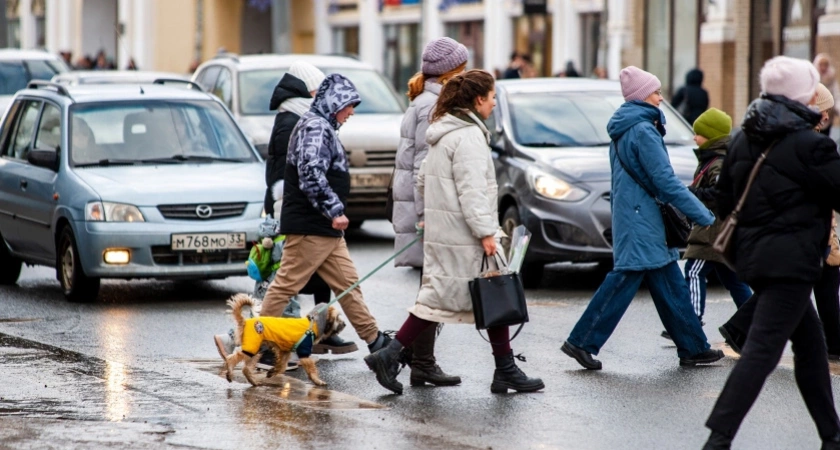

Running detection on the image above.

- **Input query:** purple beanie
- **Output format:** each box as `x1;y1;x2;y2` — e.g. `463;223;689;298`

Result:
619;66;661;102
421;37;469;76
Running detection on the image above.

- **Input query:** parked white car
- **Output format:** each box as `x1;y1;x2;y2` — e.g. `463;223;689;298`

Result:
0;49;69;115
192;54;405;222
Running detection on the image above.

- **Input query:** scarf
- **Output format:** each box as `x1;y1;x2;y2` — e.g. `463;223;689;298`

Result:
278;97;313;117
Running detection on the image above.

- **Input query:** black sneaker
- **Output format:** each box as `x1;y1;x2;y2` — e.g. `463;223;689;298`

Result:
561;341;602;370
313;334;359;354
680;349;724;366
718;325;744;355
660;330;672;341
255;350;298;372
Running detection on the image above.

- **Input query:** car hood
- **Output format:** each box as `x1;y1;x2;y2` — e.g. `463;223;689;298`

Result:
237;113;403;151
73;163;265;206
522;144;698;184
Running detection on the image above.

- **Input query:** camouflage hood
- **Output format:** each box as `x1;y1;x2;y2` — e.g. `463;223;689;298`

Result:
310;73;362;130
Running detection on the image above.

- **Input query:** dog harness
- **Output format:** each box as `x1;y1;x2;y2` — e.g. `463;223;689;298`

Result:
241;316;319;358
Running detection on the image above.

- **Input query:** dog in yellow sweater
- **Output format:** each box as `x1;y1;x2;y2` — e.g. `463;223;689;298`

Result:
224;293;346;387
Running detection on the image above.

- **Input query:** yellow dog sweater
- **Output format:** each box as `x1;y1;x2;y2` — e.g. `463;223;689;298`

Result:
241;316;320;358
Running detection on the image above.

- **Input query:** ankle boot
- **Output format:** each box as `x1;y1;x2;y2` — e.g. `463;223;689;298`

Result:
409;325;461;387
490;353;545;394
363;338;405;394
702;430;732;450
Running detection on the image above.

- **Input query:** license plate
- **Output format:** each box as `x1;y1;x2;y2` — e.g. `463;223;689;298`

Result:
171;233;246;252
351;173;391;188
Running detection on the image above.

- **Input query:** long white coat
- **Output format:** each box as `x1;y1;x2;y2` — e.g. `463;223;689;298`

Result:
410;111;499;324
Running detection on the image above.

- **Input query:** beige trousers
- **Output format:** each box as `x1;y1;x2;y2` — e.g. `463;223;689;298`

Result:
260;234;379;343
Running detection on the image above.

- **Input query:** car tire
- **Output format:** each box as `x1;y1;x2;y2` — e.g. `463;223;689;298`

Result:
57;227;100;302
501;205;544;289
0;235;22;285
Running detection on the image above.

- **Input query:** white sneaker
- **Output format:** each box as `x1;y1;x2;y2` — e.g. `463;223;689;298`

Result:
214;333;234;360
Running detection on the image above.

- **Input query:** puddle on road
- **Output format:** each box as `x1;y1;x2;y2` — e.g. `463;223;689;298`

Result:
185;358;384;410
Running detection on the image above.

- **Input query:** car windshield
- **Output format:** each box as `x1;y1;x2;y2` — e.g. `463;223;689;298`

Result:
69;100;258;167
238;67;404;115
506;91;695;147
0;60;67;95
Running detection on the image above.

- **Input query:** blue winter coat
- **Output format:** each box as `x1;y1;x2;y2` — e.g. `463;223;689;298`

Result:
608;101;715;271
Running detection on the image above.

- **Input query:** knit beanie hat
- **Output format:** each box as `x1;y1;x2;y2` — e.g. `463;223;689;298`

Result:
693;108;732;141
421;37;469;76
815;83;835;112
759;56;819;105
619;66;661;102
289;61;326;92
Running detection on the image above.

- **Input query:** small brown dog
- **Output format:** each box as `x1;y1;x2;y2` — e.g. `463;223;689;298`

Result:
224;294;347;387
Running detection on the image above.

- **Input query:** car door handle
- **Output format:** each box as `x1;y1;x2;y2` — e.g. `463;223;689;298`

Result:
19;179;27;189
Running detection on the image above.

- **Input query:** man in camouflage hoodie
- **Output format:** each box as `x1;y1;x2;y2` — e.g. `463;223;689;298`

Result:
260;74;393;353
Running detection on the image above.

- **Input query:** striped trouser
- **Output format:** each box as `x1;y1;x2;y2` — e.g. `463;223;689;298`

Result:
684;259;752;320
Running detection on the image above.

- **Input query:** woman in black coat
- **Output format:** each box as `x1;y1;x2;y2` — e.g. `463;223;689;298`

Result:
703;56;840;450
671;68;709;125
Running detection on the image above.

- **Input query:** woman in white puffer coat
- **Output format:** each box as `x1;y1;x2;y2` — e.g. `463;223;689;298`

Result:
366;70;544;396
391;37;468;387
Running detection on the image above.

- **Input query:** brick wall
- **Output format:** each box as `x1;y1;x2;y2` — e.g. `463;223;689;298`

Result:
698;41;736;117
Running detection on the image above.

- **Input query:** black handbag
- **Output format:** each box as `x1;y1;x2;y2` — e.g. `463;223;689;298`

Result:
469;254;529;342
614;144;691;248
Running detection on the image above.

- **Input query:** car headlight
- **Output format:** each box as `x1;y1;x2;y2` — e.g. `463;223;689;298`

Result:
527;169;589;202
85;202;145;222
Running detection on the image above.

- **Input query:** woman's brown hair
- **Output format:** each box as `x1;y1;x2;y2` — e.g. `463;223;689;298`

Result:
406;62;468;101
430;69;495;123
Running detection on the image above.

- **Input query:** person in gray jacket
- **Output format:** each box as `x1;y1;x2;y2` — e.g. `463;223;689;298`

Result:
392;37;467;387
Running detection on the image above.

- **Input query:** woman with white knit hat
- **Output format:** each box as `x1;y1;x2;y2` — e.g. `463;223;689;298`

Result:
390;36;468;387
704;56;840;450
561;65;722;372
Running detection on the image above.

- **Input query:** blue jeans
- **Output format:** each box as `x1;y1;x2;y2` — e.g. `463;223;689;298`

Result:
567;261;710;358
684;259;752;320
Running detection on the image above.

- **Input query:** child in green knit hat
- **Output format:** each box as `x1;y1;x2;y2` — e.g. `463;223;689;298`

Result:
663;107;753;340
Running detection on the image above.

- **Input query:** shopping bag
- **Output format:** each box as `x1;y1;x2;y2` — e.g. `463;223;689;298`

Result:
469;254;529;330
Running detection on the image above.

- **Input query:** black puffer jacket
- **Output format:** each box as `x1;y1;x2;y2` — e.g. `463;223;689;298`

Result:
264;74;312;215
717;94;840;285
671;69;709;125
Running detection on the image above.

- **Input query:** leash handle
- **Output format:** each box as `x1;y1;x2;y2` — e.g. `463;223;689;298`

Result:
315;236;421;312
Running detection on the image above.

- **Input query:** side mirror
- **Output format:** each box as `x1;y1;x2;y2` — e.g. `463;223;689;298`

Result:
28;149;59;171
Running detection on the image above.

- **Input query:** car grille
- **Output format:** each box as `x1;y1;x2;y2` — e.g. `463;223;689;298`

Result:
157;203;247;220
151;244;251;266
603;228;613;246
346;148;396;168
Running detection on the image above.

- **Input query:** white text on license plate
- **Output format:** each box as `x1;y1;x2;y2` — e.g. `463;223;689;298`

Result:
351;173;390;188
171;233;246;252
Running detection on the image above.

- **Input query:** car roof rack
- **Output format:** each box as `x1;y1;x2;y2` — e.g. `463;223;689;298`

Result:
152;78;204;92
26;80;72;98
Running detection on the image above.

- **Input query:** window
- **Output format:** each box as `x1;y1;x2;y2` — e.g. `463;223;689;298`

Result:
383;23;420;91
7;101;42;161
34;103;60;152
0;62;28;95
213;68;233;109
196;66;221;92
332;27;360;55
25;60;61;81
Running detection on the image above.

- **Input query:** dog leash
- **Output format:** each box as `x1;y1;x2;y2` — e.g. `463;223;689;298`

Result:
311;234;422;314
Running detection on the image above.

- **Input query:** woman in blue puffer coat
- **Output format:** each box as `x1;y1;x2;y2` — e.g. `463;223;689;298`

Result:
561;66;723;371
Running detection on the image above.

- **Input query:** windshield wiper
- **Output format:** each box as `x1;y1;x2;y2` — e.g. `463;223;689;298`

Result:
75;159;140;168
167;155;248;163
520;142;569;148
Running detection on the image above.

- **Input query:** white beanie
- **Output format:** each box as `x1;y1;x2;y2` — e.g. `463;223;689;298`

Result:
760;56;819;105
289;61;326;93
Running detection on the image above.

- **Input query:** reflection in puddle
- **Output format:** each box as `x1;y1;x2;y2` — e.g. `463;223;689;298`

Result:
104;360;130;421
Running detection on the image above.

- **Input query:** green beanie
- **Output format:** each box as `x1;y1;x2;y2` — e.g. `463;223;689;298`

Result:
693;107;732;141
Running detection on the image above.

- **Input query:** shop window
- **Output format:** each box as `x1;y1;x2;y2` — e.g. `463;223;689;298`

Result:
333;26;360;56
384;23;420;91
6;0;19;48
644;0;700;97
513;14;553;77
445;20;484;69
580;13;601;77
32;0;45;48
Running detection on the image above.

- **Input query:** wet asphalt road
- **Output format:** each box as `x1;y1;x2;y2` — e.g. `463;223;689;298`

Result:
0;220;837;449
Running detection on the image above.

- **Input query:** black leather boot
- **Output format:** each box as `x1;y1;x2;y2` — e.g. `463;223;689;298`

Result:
409;325;461;387
702;430;732;450
490;353;545;394
363;338;405;394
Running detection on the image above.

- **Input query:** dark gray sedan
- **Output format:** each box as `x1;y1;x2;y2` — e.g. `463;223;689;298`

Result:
489;78;698;287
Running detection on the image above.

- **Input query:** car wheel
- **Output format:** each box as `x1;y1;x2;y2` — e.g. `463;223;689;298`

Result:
501;205;544;289
58;227;100;302
0;234;22;285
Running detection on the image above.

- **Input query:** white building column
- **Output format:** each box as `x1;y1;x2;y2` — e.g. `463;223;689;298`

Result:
117;0;130;70
421;0;443;46
129;0;152;71
605;0;629;80
358;0;383;72
45;0;74;54
551;0;581;75
313;0;331;54
484;0;512;74
18;0;36;48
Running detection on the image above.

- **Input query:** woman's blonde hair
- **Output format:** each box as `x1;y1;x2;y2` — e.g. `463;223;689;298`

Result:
406;62;468;101
430;69;495;123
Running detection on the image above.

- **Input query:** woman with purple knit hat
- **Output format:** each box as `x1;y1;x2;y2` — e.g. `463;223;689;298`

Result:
391;37;468;387
560;66;723;371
